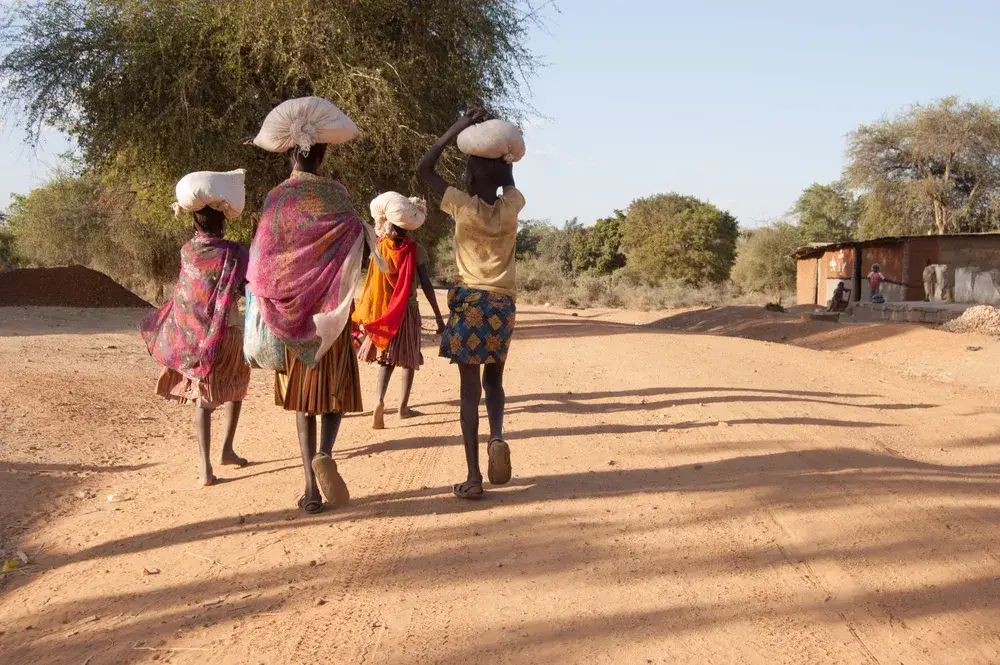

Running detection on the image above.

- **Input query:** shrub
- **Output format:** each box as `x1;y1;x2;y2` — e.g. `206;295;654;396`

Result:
730;221;803;299
622;193;739;284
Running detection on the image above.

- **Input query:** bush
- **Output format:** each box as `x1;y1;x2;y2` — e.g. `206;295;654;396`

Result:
730;221;803;299
0;224;17;270
7;174;110;267
431;234;459;286
571;211;626;275
8;173;186;302
622;193;739;284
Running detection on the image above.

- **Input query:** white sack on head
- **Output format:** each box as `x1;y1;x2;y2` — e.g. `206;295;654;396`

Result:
252;97;360;153
370;192;428;236
456;119;525;164
173;169;246;219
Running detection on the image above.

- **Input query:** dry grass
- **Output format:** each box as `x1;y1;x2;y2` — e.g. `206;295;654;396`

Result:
516;259;782;311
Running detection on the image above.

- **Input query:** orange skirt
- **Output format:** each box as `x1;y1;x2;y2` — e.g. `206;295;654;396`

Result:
156;326;250;408
274;323;362;415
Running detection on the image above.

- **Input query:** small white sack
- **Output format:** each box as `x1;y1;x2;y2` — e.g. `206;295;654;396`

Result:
370;192;428;237
253;97;360;153
173;169;246;219
456;119;525;164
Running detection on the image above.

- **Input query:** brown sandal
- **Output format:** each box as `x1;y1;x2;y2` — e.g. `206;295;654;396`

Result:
311;453;350;507
453;481;484;500
487;439;512;485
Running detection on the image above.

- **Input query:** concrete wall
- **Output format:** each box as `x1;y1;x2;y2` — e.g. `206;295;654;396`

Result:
796;258;818;305
937;236;1000;304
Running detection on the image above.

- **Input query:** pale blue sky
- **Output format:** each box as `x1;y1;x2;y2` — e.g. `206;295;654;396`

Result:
2;0;999;227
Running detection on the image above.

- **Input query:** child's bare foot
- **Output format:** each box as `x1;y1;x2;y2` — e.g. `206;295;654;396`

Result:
373;402;385;430
220;451;249;467
199;469;216;487
398;407;421;420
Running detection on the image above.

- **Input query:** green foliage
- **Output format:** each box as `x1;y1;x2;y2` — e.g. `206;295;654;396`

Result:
7;172;185;297
570;210;626;275
516;219;552;259
537;218;581;275
514;218;581;275
0;221;17;269
845;97;1000;236
730;221;803;298
621;193;739;284
431;234;458;286
0;0;545;246
7;174;110;267
793;182;860;243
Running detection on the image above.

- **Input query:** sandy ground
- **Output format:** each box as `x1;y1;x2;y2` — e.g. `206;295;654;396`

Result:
2;302;1000;664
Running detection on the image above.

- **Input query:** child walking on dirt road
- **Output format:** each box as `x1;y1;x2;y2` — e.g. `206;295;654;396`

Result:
418;109;525;499
354;193;446;430
247;97;383;515
140;172;251;487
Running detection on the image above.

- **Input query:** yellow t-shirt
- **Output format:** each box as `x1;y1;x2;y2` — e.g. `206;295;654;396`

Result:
440;186;525;298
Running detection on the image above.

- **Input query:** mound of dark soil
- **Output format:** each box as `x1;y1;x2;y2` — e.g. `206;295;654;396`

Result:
0;266;151;308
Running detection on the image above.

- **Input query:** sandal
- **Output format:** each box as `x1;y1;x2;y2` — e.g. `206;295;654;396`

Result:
297;495;324;514
453;481;484;500
487;439;512;486
311;453;350;507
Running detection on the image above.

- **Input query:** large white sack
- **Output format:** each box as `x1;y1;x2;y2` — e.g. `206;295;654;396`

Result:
370;192;427;236
253;97;360;153
173;169;246;219
457;119;525;164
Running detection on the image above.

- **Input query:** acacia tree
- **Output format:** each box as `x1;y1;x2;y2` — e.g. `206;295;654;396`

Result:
792;182;860;243
730;221;803;299
0;0;547;244
622;193;739;284
845;97;1000;236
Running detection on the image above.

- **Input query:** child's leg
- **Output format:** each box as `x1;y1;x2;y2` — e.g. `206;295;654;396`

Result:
454;363;484;497
313;412;350;506
194;401;215;487
483;361;512;485
295;412;322;512
219;401;248;467
373;364;393;429
319;412;342;456
482;361;506;441
398;368;416;418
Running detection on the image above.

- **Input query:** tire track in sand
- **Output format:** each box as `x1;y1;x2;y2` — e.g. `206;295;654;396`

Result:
285;411;453;664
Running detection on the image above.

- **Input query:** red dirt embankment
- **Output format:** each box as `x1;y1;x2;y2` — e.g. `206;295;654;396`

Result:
0;266;150;308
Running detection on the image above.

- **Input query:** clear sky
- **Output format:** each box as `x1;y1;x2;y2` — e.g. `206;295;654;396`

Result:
2;0;999;227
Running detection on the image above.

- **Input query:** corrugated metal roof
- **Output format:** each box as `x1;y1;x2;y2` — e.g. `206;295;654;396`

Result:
794;231;1000;259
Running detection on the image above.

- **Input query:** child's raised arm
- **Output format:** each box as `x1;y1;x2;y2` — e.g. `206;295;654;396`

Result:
417;108;486;196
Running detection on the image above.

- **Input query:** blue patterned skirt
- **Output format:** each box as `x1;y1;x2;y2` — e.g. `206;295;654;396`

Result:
439;286;516;365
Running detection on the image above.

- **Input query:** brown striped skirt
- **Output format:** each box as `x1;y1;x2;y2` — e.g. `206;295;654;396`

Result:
274;323;363;415
156;326;250;409
357;301;424;371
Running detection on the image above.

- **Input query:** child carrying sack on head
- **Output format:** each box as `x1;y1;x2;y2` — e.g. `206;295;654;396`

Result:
353;193;446;430
140;170;251;487
417;110;525;500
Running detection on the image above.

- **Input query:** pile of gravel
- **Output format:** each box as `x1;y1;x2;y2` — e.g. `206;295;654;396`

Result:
941;305;1000;336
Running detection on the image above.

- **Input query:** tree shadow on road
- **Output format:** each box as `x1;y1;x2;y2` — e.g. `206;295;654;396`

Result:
6;444;1000;664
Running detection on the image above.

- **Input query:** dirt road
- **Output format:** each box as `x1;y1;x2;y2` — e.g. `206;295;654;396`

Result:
2;304;1000;664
